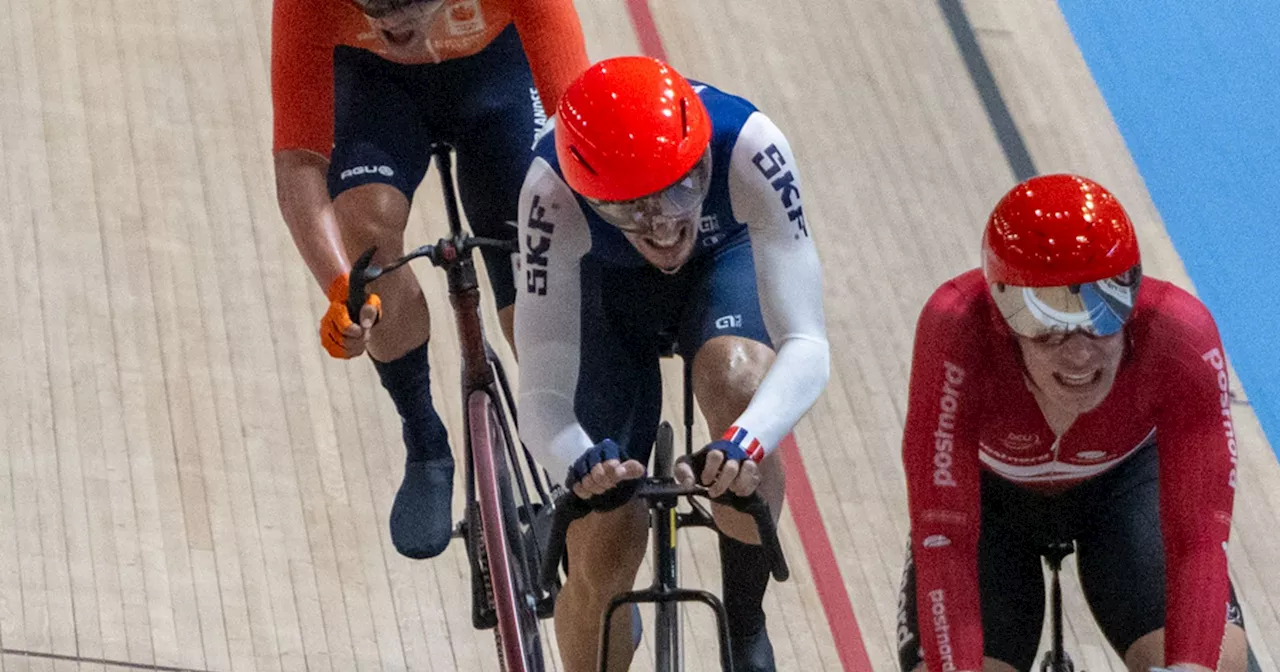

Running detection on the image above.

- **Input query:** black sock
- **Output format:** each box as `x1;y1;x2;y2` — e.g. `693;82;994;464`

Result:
372;341;449;463
720;534;771;639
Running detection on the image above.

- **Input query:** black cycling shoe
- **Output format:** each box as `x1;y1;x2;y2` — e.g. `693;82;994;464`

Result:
390;457;455;559
730;625;776;672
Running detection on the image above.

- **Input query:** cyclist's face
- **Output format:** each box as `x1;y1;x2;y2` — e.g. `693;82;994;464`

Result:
366;1;446;60
1017;331;1125;414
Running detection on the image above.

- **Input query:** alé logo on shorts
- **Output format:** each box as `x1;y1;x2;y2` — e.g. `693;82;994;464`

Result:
751;144;808;239
933;361;965;488
714;314;743;330
699;213;723;247
928;589;958;672
444;0;485;36
524;194;553;296
1203;347;1239;490
339;165;394;181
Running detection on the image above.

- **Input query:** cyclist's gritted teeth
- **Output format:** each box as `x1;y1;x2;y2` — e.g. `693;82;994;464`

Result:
644;223;687;250
1053;369;1102;389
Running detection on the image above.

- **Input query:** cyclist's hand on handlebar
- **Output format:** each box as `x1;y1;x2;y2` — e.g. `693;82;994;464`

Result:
677;440;761;498
566;439;646;511
320;273;381;359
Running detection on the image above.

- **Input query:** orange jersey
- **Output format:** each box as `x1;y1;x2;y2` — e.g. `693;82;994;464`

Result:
271;0;588;156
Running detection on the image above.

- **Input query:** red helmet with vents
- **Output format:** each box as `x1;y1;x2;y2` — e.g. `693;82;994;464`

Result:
983;174;1143;338
555;56;712;203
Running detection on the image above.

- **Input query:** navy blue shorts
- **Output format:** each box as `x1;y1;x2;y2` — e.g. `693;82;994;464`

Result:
573;230;773;465
896;445;1245;671
327;24;544;308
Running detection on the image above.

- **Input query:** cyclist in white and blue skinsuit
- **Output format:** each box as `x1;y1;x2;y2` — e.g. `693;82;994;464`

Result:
515;56;829;672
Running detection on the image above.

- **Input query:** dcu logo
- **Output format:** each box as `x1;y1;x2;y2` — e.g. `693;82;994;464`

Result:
751;144;808;238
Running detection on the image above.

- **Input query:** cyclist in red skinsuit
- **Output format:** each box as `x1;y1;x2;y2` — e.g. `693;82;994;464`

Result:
271;0;588;560
897;175;1250;672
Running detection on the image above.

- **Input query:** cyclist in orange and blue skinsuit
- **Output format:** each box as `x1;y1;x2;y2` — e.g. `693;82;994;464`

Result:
271;0;588;559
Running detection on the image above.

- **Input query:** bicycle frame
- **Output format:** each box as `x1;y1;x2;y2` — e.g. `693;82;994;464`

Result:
348;143;552;672
1041;542;1075;672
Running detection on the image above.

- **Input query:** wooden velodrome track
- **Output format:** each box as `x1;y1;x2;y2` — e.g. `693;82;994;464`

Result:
1;0;1277;670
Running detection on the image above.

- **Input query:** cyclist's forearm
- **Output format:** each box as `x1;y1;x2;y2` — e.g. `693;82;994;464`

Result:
274;149;349;290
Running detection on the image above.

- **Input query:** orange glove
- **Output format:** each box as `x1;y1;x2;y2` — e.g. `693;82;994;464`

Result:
320;273;382;359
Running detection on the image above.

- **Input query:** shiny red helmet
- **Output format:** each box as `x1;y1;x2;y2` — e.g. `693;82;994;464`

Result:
983;174;1143;338
555;56;712;202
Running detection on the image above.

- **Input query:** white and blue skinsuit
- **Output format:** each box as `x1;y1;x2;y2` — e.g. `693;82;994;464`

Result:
515;83;830;482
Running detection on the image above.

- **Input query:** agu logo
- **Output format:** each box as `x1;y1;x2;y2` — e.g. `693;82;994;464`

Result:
339;165;394;180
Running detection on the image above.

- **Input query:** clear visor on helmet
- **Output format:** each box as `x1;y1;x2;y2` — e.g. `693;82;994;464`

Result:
585;149;712;234
990;265;1142;340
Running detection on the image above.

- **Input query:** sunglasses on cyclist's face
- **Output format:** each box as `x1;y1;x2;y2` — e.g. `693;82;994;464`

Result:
345;0;434;19
991;265;1142;341
585;149;713;236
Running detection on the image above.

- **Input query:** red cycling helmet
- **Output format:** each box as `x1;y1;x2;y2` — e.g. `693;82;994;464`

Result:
983;174;1143;338
983;173;1139;287
555;56;712;202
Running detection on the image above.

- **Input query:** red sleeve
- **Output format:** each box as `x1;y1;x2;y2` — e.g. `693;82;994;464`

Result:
1153;292;1237;668
511;0;590;113
902;281;986;672
272;0;345;156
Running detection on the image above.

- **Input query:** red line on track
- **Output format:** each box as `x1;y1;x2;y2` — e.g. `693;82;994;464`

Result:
621;2;874;668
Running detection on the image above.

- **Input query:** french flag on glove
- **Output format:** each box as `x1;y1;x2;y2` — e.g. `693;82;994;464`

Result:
722;425;765;463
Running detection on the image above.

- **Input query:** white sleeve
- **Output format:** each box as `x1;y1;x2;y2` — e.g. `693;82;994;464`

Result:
514;156;596;482
726;112;830;457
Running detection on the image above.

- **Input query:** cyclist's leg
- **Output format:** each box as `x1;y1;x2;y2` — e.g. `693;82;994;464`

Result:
898;472;1050;672
1074;445;1249;672
449;24;544;350
675;232;782;670
328;46;451;559
679;232;783;539
555;260;673;672
330;46;434;364
556;501;649;672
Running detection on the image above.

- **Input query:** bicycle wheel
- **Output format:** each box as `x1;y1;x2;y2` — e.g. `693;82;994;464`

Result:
469;389;546;672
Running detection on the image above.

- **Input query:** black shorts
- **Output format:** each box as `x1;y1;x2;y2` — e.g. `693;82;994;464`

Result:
327;24;543;309
897;445;1245;671
573;231;773;466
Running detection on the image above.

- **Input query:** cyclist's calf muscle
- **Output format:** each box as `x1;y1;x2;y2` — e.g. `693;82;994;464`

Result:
333;183;431;361
558;500;649;672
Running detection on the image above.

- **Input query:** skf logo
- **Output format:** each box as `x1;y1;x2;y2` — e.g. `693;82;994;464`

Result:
524;195;553;296
339;165;394;180
714;314;742;330
751;144;807;238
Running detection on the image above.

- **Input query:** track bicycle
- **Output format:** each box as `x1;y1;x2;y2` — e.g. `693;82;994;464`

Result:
348;142;558;672
540;360;790;672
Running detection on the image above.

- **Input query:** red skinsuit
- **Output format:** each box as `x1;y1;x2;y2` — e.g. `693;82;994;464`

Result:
903;269;1237;671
